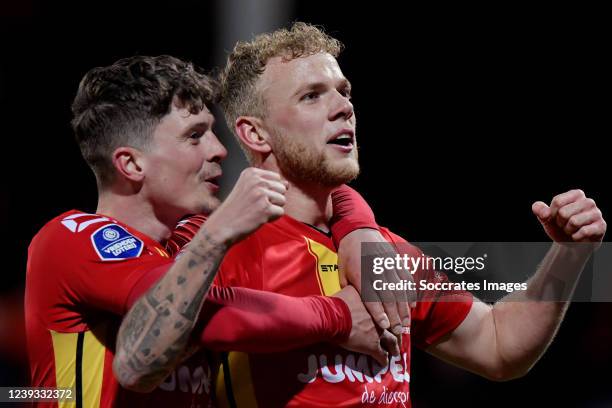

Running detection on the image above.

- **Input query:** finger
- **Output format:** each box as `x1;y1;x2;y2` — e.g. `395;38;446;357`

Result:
383;302;402;333
407;287;417;309
549;189;586;217
266;190;286;207
557;198;596;230
365;301;390;330
266;204;285;221
241;167;273;181
532;201;552;223
572;220;607;242
385;269;410;326
380;330;400;357
394;264;417;308
391;268;414;312
390;279;409;326
263;180;288;195
396;301;411;328
256;168;283;181
564;208;602;236
382;301;402;338
387;271;408;304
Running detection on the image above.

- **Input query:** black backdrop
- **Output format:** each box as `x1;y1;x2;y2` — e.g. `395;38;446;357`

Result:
1;2;610;406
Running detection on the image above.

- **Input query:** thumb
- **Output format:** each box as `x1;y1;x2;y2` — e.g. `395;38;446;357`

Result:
532;201;552;224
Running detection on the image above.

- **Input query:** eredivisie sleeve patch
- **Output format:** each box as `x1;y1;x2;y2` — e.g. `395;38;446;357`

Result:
90;224;144;261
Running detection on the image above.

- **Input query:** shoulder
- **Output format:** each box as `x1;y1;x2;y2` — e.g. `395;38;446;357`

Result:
30;210;145;263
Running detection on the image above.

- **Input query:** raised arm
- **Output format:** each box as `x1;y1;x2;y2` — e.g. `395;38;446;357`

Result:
427;189;606;380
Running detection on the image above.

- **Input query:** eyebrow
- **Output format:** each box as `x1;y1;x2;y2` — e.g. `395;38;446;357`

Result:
198;110;216;128
293;78;352;97
181;117;215;136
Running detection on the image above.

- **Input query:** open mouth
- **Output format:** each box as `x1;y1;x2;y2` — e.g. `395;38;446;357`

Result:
327;135;353;147
205;175;221;188
327;129;354;148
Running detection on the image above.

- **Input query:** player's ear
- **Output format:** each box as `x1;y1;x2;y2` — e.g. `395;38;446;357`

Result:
112;146;145;183
235;116;272;156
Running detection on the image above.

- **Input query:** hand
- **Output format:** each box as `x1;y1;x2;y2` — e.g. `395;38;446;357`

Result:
333;285;400;366
532;189;606;248
337;229;415;340
206;168;287;245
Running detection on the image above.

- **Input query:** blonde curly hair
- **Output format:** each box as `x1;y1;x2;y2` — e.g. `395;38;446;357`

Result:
219;22;343;162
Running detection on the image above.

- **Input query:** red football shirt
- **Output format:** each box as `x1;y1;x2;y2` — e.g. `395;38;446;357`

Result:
209;215;473;408
26;211;353;408
25;210;215;408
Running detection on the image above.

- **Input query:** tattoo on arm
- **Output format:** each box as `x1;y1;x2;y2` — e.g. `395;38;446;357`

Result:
115;227;227;390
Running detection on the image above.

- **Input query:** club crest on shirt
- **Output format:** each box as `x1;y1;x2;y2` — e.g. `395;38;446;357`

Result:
91;224;144;261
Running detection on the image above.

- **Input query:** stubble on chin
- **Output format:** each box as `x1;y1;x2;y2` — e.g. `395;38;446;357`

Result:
272;133;360;187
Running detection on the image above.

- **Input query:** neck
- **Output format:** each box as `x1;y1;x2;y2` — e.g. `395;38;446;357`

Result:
259;156;333;232
284;181;333;232
96;189;174;243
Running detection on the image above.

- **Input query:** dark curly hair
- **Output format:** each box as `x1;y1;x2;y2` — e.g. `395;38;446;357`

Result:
71;55;217;188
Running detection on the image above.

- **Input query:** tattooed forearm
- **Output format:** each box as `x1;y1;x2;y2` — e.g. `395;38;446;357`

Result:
181;254;221;319
121;301;151;348
114;227;228;392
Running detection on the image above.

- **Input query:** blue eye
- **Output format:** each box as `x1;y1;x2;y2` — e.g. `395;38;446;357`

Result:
302;92;319;101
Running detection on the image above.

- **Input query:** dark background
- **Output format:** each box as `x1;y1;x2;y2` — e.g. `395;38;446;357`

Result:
1;1;610;406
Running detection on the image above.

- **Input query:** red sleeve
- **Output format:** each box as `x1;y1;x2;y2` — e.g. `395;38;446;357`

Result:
195;286;351;352
330;185;379;247
379;228;473;349
410;269;473;349
28;219;176;321
72;246;172;317
165;214;208;256
125;265;352;352
125;262;173;310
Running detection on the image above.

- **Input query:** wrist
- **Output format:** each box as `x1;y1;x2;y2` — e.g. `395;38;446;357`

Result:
325;296;352;344
551;241;594;263
201;213;238;247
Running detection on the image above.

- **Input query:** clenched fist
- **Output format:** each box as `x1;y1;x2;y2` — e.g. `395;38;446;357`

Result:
532;189;606;246
205;168;287;246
